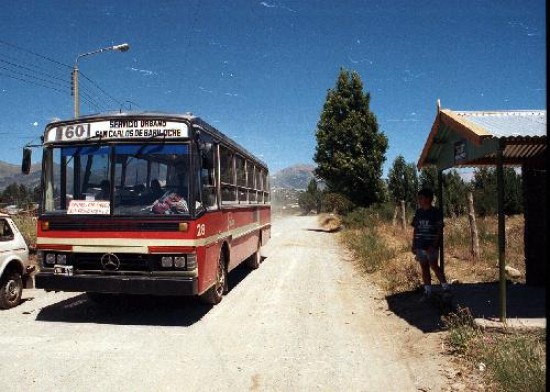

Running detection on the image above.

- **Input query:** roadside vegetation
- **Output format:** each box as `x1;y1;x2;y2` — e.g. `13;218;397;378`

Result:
329;205;545;392
11;214;37;251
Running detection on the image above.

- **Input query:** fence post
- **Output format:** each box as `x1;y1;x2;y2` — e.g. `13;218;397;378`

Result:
400;200;406;231
467;191;480;260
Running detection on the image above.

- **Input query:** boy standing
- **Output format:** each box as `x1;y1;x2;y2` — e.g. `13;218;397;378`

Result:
411;188;450;300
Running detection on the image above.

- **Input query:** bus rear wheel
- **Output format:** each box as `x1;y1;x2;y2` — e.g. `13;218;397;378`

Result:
200;250;227;305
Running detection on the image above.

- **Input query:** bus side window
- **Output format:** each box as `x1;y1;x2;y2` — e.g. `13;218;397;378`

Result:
200;146;218;210
220;146;236;204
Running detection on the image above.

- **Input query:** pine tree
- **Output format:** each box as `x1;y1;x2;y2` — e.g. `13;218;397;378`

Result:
419;166;438;192
298;179;322;214
313;69;388;207
387;155;418;209
442;169;468;216
473;167;523;216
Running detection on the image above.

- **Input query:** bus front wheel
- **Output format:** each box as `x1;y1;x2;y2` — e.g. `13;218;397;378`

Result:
200;250;228;305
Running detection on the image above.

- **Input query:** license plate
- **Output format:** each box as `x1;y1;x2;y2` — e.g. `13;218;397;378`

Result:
54;265;74;276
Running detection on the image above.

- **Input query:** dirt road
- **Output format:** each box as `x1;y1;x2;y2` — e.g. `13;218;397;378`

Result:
0;215;452;391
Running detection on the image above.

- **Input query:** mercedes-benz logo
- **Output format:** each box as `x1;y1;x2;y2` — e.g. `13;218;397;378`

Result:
100;253;121;271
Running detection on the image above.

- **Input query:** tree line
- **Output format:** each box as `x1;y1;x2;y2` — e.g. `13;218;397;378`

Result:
300;68;523;217
0;183;40;210
299;164;523;218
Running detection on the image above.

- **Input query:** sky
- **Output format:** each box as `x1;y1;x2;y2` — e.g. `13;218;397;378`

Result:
0;0;546;177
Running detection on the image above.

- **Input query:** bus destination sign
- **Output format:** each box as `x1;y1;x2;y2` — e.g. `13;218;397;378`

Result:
46;120;189;143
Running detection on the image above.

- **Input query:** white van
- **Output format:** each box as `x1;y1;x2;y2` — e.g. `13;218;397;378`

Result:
0;213;33;309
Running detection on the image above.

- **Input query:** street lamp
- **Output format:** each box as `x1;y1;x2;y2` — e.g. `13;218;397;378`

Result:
72;43;130;118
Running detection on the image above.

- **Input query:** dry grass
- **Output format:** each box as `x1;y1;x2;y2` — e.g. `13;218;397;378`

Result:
11;214;37;248
340;209;545;391
346;214;526;294
443;308;546;392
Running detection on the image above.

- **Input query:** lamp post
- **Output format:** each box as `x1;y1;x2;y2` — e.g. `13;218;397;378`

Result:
72;43;130;118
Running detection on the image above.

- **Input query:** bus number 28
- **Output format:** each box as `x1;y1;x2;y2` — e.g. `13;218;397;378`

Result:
196;224;206;237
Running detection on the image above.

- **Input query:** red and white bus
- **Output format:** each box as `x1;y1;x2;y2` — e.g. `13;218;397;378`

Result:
25;112;270;304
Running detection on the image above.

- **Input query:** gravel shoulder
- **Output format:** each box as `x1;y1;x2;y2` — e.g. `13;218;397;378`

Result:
0;214;454;391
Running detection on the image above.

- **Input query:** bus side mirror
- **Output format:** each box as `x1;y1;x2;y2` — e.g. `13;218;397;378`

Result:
22;148;32;175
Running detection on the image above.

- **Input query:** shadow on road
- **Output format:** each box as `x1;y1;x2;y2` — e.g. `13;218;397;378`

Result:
386;282;546;333
385;289;446;333
35;294;212;327
304;228;340;233
35;265;258;327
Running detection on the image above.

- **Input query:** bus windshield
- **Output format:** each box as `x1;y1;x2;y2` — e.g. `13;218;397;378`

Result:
43;143;191;216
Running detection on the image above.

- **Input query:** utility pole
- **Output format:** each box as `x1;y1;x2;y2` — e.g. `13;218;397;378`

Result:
72;43;130;118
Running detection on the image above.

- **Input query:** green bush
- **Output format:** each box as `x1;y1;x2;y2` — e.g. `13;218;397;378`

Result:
342;203;396;229
342;226;396;273
321;192;354;215
443;307;481;354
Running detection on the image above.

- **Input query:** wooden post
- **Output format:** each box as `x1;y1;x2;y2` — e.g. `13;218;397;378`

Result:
467;191;480;260
400;200;406;231
496;141;507;322
438;170;445;275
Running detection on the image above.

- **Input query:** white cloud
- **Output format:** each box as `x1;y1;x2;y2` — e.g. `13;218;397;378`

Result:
260;1;296;12
199;86;213;94
128;67;157;76
348;55;372;65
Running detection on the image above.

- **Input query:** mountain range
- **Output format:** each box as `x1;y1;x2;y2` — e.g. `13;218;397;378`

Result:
270;164;316;190
0;160;41;190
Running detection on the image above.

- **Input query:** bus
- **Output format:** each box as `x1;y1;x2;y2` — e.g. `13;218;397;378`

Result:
23;112;271;305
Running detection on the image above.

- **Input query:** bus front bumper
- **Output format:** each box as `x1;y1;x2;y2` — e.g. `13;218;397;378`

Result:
35;272;198;296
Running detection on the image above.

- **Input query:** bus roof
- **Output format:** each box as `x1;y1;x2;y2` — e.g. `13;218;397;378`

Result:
45;111;268;170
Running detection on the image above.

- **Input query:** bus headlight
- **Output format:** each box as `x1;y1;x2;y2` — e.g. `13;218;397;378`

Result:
56;254;67;265
45;253;56;266
161;256;173;268
174;256;186;269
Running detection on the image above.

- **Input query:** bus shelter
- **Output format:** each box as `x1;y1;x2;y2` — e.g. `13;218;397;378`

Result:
417;102;547;321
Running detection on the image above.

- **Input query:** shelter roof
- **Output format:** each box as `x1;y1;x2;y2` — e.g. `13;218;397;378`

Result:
418;107;547;170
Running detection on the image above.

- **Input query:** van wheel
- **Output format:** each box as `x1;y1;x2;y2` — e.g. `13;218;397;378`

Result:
200;250;227;305
0;272;23;309
246;239;262;269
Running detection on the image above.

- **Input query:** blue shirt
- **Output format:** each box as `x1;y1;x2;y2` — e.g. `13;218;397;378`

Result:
411;207;444;250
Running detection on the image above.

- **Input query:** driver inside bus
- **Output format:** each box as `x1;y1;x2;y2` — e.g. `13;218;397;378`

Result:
152;185;189;214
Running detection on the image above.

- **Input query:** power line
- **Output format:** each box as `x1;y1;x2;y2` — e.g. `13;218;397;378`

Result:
0;39;71;69
0;39;131;114
0;70;67;94
80;71;123;109
0;60;68;91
